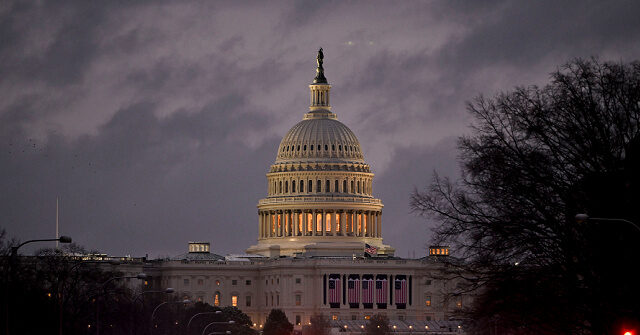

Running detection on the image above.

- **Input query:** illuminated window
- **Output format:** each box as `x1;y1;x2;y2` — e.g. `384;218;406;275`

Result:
214;292;221;306
246;295;251;307
332;315;338;320
364;315;371;320
232;295;238;307
295;294;301;306
425;295;431;306
216;280;221;286
316;213;322;231
456;300;462;309
326;214;331;232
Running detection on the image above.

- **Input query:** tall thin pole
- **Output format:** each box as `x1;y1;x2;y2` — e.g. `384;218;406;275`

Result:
56;197;59;249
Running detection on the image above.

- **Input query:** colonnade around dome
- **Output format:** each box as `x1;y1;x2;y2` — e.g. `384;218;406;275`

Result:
258;209;382;239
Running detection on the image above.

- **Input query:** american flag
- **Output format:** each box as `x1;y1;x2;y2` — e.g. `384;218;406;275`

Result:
364;243;378;255
347;278;360;304
376;278;388;304
362;278;374;304
328;277;340;304
394;278;407;304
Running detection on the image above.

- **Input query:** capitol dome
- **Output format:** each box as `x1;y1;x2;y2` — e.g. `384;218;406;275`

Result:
246;49;394;257
275;113;365;164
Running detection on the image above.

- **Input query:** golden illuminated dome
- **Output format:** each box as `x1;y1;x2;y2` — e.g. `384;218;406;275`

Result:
246;49;394;258
275;113;365;165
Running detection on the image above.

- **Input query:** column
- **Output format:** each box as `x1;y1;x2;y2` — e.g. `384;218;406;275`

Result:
312;210;317;235
340;211;346;235
294;211;299;236
259;212;264;238
267;212;272;237
367;211;373;237
377;212;382;237
321;210;326;236
330;211;335;235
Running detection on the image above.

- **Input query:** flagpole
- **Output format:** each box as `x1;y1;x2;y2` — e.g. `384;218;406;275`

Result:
56;197;59;249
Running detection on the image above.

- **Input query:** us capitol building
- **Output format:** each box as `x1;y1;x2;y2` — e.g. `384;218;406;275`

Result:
114;50;469;334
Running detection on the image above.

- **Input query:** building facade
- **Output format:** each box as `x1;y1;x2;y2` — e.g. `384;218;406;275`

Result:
124;50;468;333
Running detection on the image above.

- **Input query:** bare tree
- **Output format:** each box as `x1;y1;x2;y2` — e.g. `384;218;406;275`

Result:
412;59;640;334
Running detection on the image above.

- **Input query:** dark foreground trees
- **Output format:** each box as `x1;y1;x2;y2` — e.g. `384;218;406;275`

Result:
412;59;640;334
263;309;293;335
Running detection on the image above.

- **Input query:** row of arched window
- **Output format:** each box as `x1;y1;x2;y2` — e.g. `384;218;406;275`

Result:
269;177;372;196
279;142;360;158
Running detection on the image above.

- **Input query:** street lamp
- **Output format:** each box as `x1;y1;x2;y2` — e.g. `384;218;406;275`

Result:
129;288;175;335
187;310;223;332
201;320;236;335
575;214;640;233
97;273;147;335
6;235;72;335
150;299;191;334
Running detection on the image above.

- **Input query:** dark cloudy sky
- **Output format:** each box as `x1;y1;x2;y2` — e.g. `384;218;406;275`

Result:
2;1;640;258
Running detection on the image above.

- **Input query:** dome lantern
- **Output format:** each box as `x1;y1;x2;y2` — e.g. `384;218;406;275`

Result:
309;48;332;114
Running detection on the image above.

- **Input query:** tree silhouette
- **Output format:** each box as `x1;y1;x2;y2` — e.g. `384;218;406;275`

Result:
412;59;640;334
263;309;293;335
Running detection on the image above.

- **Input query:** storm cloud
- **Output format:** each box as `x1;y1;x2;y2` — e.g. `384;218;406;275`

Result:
2;0;640;257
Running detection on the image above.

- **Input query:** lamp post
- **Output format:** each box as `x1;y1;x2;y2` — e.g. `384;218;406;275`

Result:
129;288;175;335
201;320;235;335
96;273;147;335
150;299;191;334
187;310;222;333
5;235;72;335
575;214;640;234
